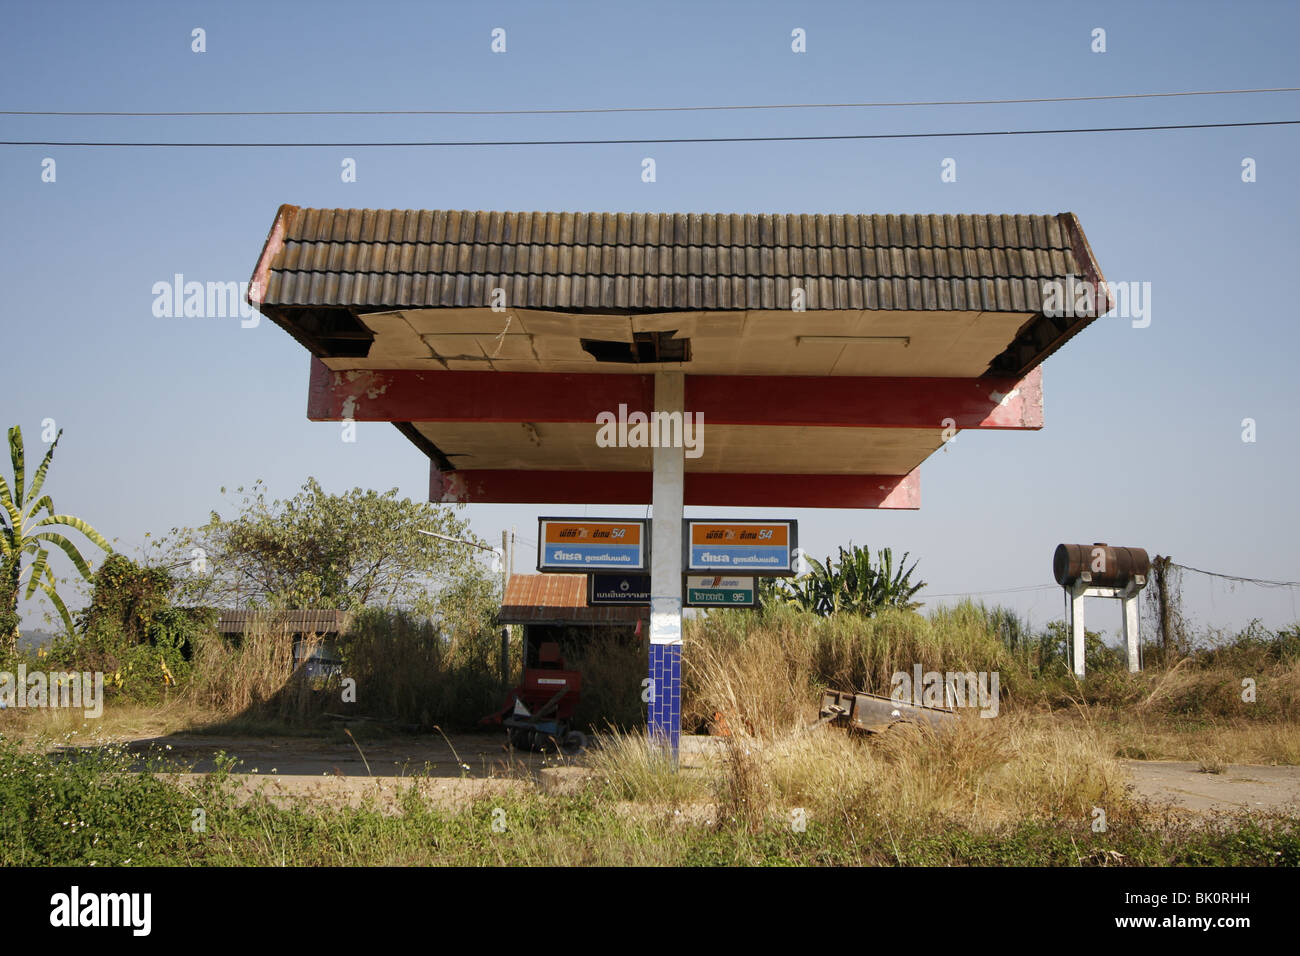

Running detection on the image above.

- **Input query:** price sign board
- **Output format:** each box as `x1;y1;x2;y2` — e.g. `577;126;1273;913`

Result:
537;518;648;572
683;519;797;575
683;575;757;608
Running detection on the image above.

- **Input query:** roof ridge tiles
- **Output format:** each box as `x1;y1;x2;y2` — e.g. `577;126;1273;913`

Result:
256;205;1085;314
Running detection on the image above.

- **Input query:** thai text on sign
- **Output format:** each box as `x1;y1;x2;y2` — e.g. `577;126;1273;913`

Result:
537;518;649;571
685;520;796;574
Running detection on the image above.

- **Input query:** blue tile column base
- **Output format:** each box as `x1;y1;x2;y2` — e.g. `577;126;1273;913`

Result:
647;642;681;758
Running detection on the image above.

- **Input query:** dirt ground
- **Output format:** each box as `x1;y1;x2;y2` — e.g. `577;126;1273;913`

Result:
112;730;716;814
58;731;1300;817
1122;760;1300;815
122;730;555;778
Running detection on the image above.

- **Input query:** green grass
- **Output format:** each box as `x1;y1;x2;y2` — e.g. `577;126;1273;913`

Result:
2;738;1296;867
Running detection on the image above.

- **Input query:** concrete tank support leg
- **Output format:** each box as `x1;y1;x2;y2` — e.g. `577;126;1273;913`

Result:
1122;586;1141;673
1070;582;1087;678
648;371;684;759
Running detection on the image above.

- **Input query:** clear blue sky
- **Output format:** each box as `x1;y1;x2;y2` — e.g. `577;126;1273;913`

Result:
3;0;1297;638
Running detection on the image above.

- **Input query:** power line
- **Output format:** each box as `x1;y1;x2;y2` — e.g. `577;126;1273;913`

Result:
921;584;1057;599
4;86;1297;117
918;564;1300;604
2;119;1296;148
1170;562;1300;589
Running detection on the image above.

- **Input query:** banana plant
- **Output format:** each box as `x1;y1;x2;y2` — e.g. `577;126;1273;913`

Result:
782;543;925;617
1;425;111;648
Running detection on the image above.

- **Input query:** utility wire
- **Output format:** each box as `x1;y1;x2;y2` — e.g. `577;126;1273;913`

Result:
1170;562;1300;589
921;565;1300;602
4;86;1297;117
922;584;1057;599
3;119;1297;148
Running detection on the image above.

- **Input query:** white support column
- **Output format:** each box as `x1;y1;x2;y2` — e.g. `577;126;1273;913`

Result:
1121;583;1141;673
1070;581;1087;678
648;371;685;755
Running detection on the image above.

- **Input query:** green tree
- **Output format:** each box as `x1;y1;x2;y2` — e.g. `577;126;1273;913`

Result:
154;478;496;618
771;543;925;617
0;426;110;652
75;553;174;648
1035;620;1122;673
47;554;211;699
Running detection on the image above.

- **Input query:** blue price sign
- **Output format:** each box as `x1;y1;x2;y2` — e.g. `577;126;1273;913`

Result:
537;518;649;572
683;519;797;575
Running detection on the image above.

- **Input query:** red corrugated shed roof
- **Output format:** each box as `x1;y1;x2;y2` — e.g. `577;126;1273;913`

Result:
499;574;646;626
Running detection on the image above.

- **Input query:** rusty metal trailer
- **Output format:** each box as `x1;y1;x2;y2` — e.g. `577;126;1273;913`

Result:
818;690;958;734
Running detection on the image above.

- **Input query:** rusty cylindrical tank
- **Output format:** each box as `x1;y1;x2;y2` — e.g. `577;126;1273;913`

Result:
1053;543;1150;588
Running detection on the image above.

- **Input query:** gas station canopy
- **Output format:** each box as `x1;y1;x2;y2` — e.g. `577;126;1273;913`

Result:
249;207;1108;508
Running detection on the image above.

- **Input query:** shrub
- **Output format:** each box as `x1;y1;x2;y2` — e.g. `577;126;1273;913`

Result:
75;553;173;650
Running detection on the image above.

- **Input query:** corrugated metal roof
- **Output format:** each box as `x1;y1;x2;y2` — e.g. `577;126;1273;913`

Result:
498;573;646;626
215;609;350;634
255;207;1089;314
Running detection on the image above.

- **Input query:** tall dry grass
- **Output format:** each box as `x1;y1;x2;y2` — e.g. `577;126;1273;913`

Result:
682;603;1019;736
180;607;508;730
338;608;503;728
763;713;1131;829
585;729;712;807
575;601;1266;833
48;587;1293;770
184;618;317;723
565;633;647;731
675;602;1298;766
586;712;1132;836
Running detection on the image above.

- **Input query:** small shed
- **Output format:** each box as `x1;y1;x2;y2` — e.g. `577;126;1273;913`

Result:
215;609;349;677
499;574;646;668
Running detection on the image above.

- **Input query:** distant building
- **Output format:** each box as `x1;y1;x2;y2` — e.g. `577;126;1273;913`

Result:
215;609;348;678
